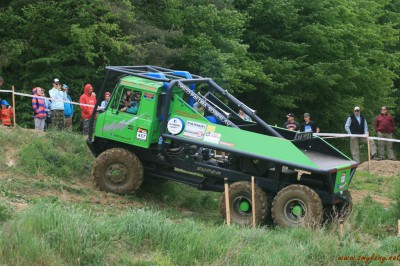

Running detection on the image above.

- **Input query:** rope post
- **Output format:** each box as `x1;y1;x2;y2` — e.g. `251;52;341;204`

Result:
339;220;344;243
251;176;256;228
11;86;16;126
366;133;371;171
224;177;231;227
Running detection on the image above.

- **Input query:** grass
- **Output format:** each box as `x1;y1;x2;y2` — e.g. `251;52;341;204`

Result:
351;170;399;199
0;126;399;265
0;202;398;266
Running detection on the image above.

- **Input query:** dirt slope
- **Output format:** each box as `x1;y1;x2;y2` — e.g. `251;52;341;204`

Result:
357;160;400;177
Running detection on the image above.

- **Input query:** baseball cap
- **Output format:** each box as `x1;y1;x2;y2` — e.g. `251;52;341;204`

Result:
62;84;68;89
1;100;9;106
53;78;60;84
304;113;310;117
104;92;111;97
286;113;295;117
354;106;360;111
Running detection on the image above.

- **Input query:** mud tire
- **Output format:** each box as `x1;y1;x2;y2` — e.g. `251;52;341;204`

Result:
93;148;143;194
272;184;323;228
219;181;269;226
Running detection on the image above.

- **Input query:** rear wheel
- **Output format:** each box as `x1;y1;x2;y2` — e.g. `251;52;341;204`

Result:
272;184;323;228
219;181;268;226
92;148;143;194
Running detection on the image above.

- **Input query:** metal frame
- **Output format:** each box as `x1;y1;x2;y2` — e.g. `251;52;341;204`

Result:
88;65;283;141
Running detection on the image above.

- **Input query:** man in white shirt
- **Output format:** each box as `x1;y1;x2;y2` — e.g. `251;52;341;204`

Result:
344;106;376;162
49;78;67;130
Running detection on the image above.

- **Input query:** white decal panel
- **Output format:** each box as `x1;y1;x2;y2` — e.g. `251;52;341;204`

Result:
183;121;206;140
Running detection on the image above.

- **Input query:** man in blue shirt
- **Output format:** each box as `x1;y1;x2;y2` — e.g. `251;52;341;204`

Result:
63;84;74;131
344;106;376;162
301;113;320;133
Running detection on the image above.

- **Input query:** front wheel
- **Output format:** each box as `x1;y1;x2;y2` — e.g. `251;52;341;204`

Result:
219;181;269;226
92;148;143;194
272;184;323;228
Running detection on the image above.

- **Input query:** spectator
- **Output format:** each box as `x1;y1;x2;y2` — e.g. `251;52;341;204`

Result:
100;92;111;110
344;106;377;162
79;83;96;135
42;88;52;131
63;84;74;131
0;77;3;122
32;87;47;131
49;78;67;130
374;106;396;160
238;108;251;121
283;113;300;131
301;113;320;133
0;100;13;127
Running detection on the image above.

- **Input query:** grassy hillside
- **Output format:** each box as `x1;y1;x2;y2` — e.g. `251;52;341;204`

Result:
0;126;399;265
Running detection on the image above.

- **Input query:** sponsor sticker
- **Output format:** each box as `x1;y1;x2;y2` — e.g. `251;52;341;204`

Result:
340;172;346;183
219;141;235;147
144;92;155;100
183;121;206;139
167;118;184;135
204;132;221;144
206;125;216;133
136;128;147;141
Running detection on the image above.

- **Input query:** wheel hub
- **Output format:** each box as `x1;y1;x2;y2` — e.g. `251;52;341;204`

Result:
106;164;128;184
240;201;250;212
233;197;252;215
292;205;303;216
285;198;306;222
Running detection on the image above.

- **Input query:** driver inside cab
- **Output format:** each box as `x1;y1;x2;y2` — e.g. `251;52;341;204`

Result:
120;91;141;114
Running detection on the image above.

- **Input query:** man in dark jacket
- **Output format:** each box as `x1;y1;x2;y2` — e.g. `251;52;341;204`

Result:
283;113;300;131
374;106;396;160
344;106;376;162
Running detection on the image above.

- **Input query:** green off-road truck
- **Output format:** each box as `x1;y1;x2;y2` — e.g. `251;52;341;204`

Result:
87;66;357;227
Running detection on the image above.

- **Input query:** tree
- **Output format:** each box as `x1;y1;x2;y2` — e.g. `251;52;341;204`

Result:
0;0;137;128
238;0;400;131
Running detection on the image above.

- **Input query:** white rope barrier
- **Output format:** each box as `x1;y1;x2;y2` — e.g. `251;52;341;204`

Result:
0;89;95;108
315;133;400;143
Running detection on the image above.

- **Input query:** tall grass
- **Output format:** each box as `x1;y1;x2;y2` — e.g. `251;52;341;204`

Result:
0;200;13;222
17;129;93;179
0;201;398;266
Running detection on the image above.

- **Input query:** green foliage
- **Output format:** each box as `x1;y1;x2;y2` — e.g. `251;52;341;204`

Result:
235;0;400;129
